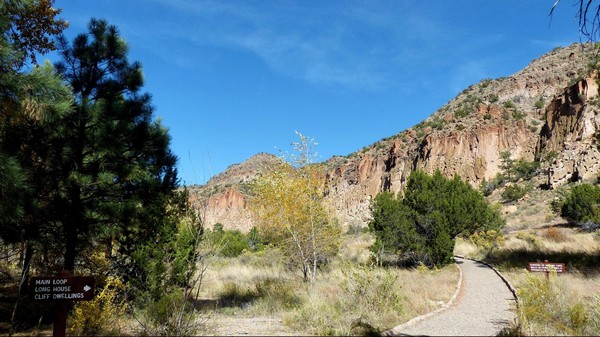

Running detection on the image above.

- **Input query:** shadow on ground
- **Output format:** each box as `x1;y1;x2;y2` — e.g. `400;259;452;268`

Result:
485;248;600;276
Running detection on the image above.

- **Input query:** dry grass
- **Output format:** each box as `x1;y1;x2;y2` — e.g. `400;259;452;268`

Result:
501;270;600;336
454;237;483;259
501;227;599;255
485;226;600;336
196;234;460;335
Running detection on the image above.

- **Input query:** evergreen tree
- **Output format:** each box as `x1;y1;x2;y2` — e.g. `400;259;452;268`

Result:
53;18;178;273
369;170;504;267
560;183;600;225
0;0;70;291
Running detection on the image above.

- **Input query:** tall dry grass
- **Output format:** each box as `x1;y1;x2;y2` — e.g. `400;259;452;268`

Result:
197;233;459;335
488;227;600;336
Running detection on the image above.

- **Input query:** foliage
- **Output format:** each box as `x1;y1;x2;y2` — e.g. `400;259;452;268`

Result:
534;97;545;109
68;276;128;336
1;0;68;69
249;133;341;282
369;170;505;267
0;153;27;231
496;151;540;193
502;184;527;202
560;183;600;225
513;159;540;181
0;1;74;292
468;230;505;253
479;178;497;196
129;190;200;299
51;18;179;274
515;272;599;336
208;227;254;257
136;290;199;336
499;150;515;181
132;192;210;335
290;263;407;336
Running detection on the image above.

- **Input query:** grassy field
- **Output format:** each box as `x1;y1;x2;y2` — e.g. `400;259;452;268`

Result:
197;232;459;335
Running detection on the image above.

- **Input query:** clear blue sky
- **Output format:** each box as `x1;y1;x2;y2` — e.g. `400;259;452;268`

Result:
49;1;582;185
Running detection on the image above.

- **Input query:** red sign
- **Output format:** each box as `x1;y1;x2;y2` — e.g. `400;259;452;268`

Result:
29;276;95;301
528;262;566;273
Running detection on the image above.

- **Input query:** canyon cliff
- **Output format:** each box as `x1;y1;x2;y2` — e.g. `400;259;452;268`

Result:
189;44;600;231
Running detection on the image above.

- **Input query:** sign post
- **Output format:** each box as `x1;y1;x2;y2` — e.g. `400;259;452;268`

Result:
527;260;566;280
29;271;95;337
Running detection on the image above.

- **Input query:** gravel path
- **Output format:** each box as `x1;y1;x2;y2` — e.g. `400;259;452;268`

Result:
386;257;516;336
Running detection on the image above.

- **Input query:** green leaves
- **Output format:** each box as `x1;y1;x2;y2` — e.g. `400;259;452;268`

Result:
369;170;505;267
560;183;600;225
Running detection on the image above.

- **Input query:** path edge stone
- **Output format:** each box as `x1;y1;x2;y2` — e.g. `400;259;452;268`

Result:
382;258;464;336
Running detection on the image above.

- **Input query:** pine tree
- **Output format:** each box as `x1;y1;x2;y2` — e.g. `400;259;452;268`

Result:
53;18;178;273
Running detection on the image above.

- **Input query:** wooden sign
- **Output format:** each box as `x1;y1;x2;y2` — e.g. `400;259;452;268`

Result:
29;276;95;301
527;261;566;273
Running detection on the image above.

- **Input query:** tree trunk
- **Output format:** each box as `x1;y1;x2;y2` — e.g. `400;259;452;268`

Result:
63;185;81;273
18;242;33;295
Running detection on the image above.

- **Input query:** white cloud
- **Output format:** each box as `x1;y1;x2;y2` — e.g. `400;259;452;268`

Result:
142;0;402;90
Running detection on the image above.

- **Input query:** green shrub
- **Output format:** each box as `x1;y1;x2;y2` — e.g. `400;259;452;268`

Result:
560;183;600;225
502;184;527;202
209;228;253;257
503;100;517;110
512;159;540;181
512;110;525;120
534;97;545;109
468;230;504;252
455;107;471;118
341;265;403;317
479;178;496;196
219;282;259;307
137;290;199;336
369;171;505;267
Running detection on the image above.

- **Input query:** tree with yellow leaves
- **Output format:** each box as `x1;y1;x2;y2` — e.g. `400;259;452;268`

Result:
249;132;341;282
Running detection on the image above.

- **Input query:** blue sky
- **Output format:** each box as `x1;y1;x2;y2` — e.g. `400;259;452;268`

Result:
49;1;582;185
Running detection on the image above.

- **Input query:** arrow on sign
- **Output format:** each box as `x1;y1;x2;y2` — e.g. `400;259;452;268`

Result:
83;285;91;292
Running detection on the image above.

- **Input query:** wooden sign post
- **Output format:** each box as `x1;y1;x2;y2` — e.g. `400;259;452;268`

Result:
527;260;566;280
29;270;95;337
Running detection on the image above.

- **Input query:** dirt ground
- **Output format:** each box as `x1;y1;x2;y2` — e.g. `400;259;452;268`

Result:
206;315;300;336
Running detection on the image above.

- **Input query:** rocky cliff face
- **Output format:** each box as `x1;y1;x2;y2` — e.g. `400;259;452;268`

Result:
188;153;281;231
537;76;600;188
190;44;600;231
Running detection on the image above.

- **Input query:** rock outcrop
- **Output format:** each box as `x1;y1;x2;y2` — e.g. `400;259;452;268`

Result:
190;44;600;231
537;76;600;188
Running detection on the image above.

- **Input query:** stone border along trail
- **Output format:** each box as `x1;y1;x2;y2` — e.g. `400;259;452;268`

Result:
384;256;516;336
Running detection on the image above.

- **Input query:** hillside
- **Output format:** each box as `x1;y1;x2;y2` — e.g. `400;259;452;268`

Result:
189;43;600;231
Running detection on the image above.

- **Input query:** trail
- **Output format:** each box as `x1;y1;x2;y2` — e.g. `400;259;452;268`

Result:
385;257;516;336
